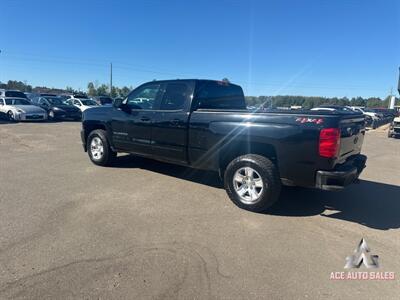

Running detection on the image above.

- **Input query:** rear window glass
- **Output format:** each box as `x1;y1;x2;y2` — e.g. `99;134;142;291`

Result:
195;81;246;110
5;91;27;98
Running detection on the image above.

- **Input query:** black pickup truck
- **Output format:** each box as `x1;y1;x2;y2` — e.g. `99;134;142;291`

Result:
81;79;367;212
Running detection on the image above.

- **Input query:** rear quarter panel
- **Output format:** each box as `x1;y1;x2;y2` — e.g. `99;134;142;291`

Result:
188;110;347;187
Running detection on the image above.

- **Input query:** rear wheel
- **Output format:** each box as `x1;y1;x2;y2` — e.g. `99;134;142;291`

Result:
87;129;116;166
224;154;281;212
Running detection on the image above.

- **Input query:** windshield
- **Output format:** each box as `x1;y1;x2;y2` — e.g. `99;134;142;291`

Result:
5;98;32;105
81;100;97;106
45;97;64;105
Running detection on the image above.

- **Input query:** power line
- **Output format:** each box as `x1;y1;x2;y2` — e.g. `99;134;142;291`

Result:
0;50;390;95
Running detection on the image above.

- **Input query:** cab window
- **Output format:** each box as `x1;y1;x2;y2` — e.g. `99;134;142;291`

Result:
126;84;161;109
160;82;191;110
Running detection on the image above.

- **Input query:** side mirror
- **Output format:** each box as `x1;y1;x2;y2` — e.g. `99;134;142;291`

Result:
113;98;124;108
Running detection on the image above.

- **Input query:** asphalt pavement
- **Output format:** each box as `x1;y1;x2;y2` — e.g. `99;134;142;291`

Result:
0;122;399;299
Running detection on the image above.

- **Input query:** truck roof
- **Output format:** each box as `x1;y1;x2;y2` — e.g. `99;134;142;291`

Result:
147;79;241;87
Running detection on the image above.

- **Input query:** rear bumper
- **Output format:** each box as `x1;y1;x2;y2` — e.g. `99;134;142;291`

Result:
315;154;367;191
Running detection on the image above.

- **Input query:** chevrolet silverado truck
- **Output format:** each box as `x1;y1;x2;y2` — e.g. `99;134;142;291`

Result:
81;79;367;212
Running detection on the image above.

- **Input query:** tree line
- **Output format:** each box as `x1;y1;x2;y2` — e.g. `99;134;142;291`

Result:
0;80;133;98
1;79;398;108
246;95;399;109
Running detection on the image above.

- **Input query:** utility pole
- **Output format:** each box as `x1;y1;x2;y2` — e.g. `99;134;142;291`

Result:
0;50;2;86
110;62;113;97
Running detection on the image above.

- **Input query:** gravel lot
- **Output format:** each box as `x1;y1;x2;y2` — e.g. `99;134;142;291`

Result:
0;122;399;299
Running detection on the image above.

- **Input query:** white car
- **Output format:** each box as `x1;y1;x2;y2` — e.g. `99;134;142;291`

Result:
65;98;99;112
349;106;382;120
0;97;47;121
311;106;354;112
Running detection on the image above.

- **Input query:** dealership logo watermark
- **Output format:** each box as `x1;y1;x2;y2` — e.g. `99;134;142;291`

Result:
330;238;395;281
344;238;379;269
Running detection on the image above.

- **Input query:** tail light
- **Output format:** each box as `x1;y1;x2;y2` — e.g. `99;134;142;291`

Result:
319;128;341;158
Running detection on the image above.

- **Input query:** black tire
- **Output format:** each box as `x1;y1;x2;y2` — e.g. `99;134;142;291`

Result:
7;111;17;122
224;154;281;212
87;129;116;166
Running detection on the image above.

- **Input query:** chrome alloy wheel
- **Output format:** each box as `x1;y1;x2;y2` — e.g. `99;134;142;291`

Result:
90;137;104;160
233;167;264;204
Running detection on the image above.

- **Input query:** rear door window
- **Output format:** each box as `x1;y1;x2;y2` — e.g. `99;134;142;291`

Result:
160;82;191;110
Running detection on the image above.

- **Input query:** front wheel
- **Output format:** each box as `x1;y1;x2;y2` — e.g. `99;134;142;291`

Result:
87;129;116;166
224;154;281;212
7;111;17;122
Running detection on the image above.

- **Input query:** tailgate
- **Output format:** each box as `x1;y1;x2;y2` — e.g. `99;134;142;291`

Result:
338;115;366;163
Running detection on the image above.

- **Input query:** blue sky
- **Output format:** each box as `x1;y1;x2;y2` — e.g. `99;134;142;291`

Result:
1;0;399;97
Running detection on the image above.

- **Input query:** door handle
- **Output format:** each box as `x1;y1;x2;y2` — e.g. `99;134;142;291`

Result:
140;116;151;122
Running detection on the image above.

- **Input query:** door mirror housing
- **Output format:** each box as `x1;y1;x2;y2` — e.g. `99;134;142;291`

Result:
113;98;124;108
114;99;132;113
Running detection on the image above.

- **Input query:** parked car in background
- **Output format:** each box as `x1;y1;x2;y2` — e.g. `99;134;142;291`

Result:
65;98;98;112
311;105;355;113
372;108;398;118
24;92;38;100
113;97;124;104
32;96;81;120
388;117;400;138
93;96;113;105
0;97;47;121
38;93;57;97
350;106;383;120
0;89;29;99
57;94;73;102
58;93;89;102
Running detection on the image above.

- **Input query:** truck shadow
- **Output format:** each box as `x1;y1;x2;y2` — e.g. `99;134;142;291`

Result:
112;154;223;188
112;155;399;230
268;181;400;230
